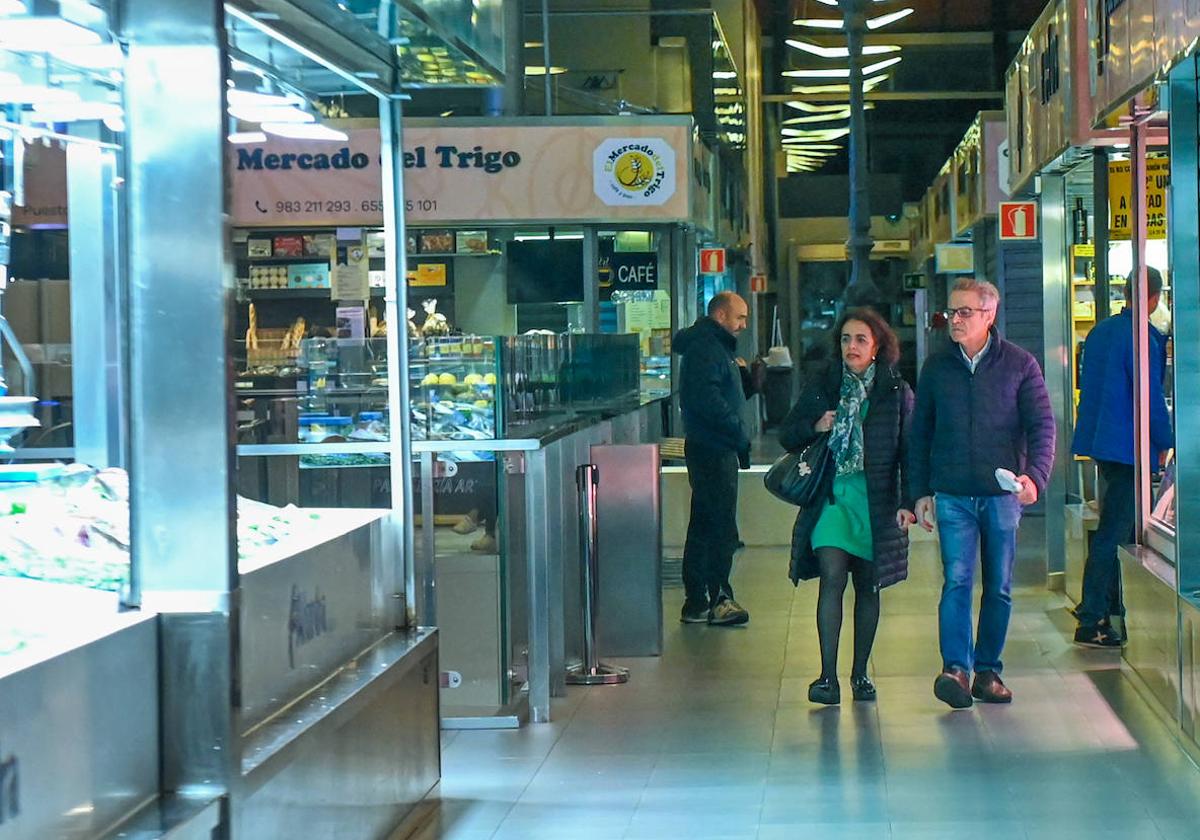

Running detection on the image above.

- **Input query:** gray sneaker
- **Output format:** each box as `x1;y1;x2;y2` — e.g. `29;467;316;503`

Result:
708;596;749;626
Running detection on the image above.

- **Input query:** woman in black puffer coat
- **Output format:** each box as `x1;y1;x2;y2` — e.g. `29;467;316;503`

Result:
779;308;915;706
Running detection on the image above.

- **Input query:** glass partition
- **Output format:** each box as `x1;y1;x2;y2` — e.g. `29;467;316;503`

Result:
0;6;129;608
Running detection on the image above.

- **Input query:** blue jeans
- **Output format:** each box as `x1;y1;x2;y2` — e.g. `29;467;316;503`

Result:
936;493;1023;674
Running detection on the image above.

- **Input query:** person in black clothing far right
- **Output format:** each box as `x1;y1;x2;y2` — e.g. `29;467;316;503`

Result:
673;291;753;627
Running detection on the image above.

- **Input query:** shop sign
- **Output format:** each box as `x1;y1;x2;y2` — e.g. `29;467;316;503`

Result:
1108;158;1169;240
592;138;678;207
230;123;692;227
999;201;1039;240
699;247;726;274
935;242;975;274
601;251;658;299
0;743;19;825
11;141;67;228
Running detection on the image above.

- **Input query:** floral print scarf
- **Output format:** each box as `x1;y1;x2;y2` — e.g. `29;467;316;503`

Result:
829;362;875;476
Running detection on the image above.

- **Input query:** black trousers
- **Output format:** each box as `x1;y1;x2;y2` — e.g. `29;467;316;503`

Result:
1078;460;1135;626
682;439;739;605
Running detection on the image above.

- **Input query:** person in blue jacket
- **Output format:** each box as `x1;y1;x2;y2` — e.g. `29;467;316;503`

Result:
1072;267;1174;648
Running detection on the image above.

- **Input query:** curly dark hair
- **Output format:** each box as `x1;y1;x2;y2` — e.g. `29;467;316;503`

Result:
831;307;901;367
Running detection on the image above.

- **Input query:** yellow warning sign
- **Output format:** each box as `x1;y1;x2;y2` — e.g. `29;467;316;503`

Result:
1108;158;1169;241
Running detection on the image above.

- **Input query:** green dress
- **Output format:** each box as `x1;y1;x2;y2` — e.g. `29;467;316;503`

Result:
810;402;874;561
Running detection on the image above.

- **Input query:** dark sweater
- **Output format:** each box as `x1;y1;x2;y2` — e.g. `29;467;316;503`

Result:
909;329;1055;500
673;317;751;454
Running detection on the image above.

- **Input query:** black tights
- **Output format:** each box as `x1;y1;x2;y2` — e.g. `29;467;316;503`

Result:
815;547;880;680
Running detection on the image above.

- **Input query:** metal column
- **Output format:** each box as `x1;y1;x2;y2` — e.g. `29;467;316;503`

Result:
378;69;417;629
524;447;552;722
1039;173;1071;579
122;0;236;795
1170;58;1200;596
66;142;126;471
1131;118;1153;541
582;227;600;333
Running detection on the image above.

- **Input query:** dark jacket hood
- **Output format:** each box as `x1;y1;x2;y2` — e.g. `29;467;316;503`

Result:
674;317;736;355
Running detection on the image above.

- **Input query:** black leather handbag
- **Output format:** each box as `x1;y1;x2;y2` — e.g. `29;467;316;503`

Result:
763;433;834;508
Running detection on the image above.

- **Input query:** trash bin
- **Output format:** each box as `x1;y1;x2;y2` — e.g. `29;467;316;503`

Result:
763;366;793;428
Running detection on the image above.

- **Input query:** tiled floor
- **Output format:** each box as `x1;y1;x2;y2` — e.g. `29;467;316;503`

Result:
412;543;1200;840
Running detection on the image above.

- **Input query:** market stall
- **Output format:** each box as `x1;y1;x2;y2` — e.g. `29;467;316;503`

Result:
228;115;714;725
0;0;453;836
1003;0;1134;594
1070;0;1200;749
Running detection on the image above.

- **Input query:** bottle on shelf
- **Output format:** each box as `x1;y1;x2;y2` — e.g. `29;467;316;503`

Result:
1072;197;1089;245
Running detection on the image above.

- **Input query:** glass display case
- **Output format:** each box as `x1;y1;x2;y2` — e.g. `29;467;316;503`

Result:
411;335;501;441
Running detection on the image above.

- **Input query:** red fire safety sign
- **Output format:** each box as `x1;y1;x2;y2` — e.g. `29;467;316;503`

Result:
999;201;1039;241
699;248;726;274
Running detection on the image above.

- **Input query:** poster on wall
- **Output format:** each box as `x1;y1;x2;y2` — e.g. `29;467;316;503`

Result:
229;122;693;227
332;243;370;300
1108;158;1169;241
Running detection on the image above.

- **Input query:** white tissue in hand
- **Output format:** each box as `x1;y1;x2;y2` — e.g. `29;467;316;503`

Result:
995;468;1022;494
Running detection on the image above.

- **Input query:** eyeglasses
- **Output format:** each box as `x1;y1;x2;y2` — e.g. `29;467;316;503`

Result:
942;306;994;321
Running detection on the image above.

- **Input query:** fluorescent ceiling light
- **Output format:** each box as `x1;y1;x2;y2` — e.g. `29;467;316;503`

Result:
786;101;851;113
784;110;851;124
31;101;122;122
869;8;915;29
103;115;124;132
0;0;27;13
0;84;80;105
261;122;348;141
228;103;314;123
793;8;915;30
49;43;122;69
713;71;738;79
790;74;888;95
786;39;900;59
525;65;567;75
792;18;842;29
228;131;268;144
781;143;843;150
228;89;304;108
782;56;901;78
813;0;894;4
714;87;741;96
782;127;851;140
0;17;102;50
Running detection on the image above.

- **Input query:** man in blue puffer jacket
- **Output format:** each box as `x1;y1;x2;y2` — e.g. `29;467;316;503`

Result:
674;292;754;626
910;278;1056;708
1071;268;1174;648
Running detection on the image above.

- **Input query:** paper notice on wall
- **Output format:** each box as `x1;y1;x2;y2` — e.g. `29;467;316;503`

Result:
336;306;367;339
332;243;370;301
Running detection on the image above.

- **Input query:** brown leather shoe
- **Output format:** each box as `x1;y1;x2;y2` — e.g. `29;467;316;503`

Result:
934;666;973;709
971;670;1013;704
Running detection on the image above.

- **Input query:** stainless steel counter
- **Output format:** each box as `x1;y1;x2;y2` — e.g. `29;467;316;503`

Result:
0;579;159;840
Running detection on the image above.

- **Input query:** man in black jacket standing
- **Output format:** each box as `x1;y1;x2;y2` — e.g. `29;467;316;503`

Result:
910;278;1055;708
674;291;753;626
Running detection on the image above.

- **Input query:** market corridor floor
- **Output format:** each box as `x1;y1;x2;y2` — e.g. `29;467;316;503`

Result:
409;544;1200;840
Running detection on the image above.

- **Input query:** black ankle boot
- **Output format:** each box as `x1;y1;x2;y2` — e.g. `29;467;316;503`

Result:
850;674;877;702
808;676;841;705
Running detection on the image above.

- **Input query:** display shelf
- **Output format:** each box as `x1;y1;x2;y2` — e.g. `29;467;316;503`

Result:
244;257;340;265
407;252;499;259
243;288;386;298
